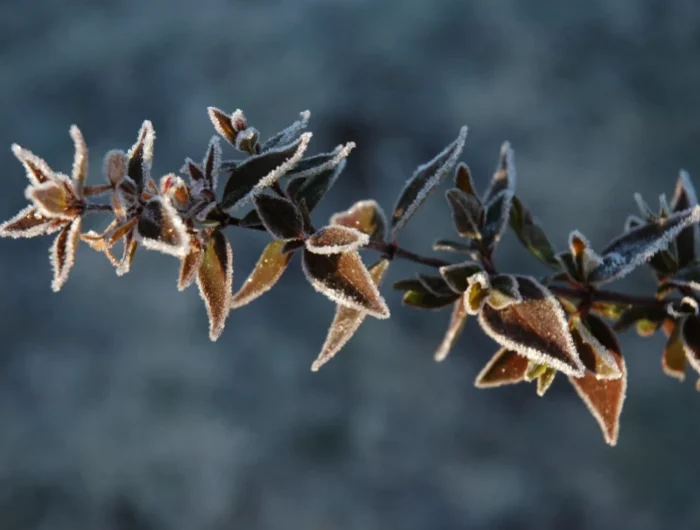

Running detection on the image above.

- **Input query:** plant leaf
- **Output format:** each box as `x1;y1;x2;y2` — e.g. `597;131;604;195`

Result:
126;120;155;192
445;188;483;239
49;216;81;292
571;315;622;380
612;305;668;333
487;274;523;310
418;274;456;297
69;125;88;196
26;181;75;220
260;110;311;152
302;249;390;319
483;141;517;204
178;234;204;291
197;230;233;341
569;323;627;446
433;239;477;255
482;190;514;251
288;143;355;212
136;197;189;258
311;259;390;372
439;261;483;293
536;367;556;396
11;144;56;186
671;170;698;267
402;289;459;310
475;348;529;388
477;275;585;376
434;300;468;361
230;240;294;309
662;320;686;381
390;126;468;238
508;196;559;268
330;199;387;242
207;107;247;145
681;315;700;376
587;205;700;284
253;194;305;240
306;225;369;255
220;133;312;209
0;205;66;239
454;162;479;198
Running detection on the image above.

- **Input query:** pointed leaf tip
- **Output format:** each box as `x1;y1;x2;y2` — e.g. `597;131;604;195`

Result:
230;240;293;308
306;225;369;255
197;231;233;341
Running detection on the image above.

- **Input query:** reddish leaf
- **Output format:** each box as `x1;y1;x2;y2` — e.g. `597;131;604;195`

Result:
454;162;478;197
178;234;204;291
207;107;247;145
306;225;369;255
475;348;529;388
390;126;468;238
569;325;627;446
311;259;390;372
49;216;81;292
302;249;390;319
11;144;55;185
197;231;233;341
0;205;66;239
330;199;387;241
571;315;622;380
103;149;127;187
230;240;293;308
26;181;75;220
254;194;305;240
136;197;189;258
434;300;468;362
478;275;584;376
662;320;686;381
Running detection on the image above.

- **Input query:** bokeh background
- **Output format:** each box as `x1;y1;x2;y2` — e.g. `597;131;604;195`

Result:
1;1;700;529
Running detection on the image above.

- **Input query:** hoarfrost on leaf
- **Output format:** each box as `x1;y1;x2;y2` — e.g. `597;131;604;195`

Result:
306;225;369;255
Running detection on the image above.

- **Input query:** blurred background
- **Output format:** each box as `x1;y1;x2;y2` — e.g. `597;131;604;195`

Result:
1;0;700;528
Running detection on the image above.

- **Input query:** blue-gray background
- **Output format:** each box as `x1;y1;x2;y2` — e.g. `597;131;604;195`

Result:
1;1;699;529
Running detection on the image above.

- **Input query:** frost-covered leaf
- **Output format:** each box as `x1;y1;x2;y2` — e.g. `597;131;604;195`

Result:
433;239;477;255
418;274;456;297
663;320;686;381
197;230;233;341
571;315;622;380
483;141;516;205
390;126;468;238
475;348;529;388
445;188;482;239
115;229;138;277
306;225;369;255
0;206;66;239
260;111;311;152
482;190;514;251
253;194;305;240
302;249;390;319
434;300;468;362
587;205;700;284
681;315;700;376
69;125;88;196
488;274;523;310
612;304;670;334
556;251;584;283
126;120;155;191
178;234;204;291
402;289;459;310
569;324;626;446
103;149;127;187
464;272;491;314
207;107;247;145
536;367;556;396
11;144;55;186
311;259;390;372
288;144;355;212
439;261;483;293
454;162;479;198
136;197;189;258
25;181;75;220
569;230;603;280
183;136;222;191
477;275;584;376
235;127;260;155
671;170;698;267
220;133;312;209
508;196;559;268
667;296;699;318
230;240;293;308
49;216;81;292
330;199;387;242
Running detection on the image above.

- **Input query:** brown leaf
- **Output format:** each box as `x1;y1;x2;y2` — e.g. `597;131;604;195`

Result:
571;315;622;380
302;249;390;319
254;194;305;240
434;300;468;362
126;120;155;191
454;162;478;197
207;107;247;145
115;229;138;277
197;230;233;341
230;240;293;308
49;216;81;292
311;259;390;372
569;230;602;279
26;181;75;219
306;225;369;255
11;144;55;185
136;197;189;257
0;205;66;239
662;320;686;381
475;348;529;388
103;149;127;187
569;326;627;446
478;275;585;376
330;199;387;241
178;234;204;291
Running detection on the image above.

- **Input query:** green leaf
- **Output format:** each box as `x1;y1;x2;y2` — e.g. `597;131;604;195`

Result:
402;290;459;310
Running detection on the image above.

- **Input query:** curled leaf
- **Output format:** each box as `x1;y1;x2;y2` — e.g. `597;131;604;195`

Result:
197;230;233;341
103;149;127;187
477;275;585;377
49;216;81;292
487;274;522;310
306;225;369;255
330;199;387;241
465;272;491;314
439;261;483;293
475;348;529;388
311;259;390;372
230;240;293;308
569;230;603;279
253;194;305;240
390;126;468;238
587;205;700;284
302;249;390;319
